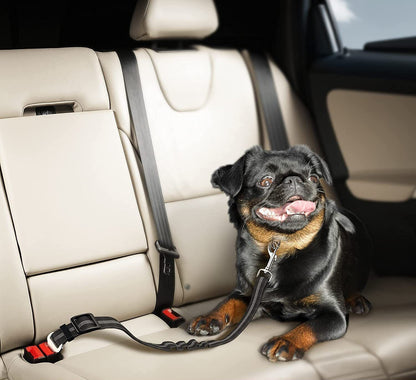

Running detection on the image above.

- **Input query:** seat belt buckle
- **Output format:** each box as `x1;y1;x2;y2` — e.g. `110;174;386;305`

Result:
23;342;63;364
158;308;185;328
155;240;180;259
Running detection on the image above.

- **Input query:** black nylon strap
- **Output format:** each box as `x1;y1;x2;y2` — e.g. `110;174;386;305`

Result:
117;50;175;313
248;52;290;151
49;272;271;353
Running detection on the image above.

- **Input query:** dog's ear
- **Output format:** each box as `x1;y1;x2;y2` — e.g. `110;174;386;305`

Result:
211;156;246;197
314;154;332;185
211;146;264;196
290;145;333;185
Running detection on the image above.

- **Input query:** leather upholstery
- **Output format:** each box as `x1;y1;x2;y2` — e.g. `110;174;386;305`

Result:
328;90;416;202
130;0;218;40
0;357;7;380
134;46;261;203
0;1;415;378
0;179;33;353
3;279;416;380
0;49;157;355
0;111;147;275
29;255;156;340
166;193;237;304
0;48;108;119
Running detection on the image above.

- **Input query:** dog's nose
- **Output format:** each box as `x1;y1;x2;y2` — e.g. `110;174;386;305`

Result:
283;176;303;185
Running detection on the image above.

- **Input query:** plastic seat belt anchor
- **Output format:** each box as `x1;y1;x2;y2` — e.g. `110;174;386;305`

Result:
23;341;63;363
158;308;185;328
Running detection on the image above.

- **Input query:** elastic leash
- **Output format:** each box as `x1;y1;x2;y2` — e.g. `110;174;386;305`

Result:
24;241;280;363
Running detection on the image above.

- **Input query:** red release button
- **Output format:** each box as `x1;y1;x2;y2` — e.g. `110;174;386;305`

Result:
162;308;179;321
25;345;45;360
39;342;55;356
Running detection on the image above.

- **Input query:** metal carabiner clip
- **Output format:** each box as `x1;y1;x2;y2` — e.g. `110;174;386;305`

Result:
257;240;280;282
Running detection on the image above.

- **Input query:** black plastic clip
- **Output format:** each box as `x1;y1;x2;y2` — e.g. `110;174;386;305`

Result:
155;240;180;259
71;313;100;334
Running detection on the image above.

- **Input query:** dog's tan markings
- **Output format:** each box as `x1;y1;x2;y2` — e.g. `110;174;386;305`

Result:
283;323;317;350
239;203;251;218
297;293;320;306
217;298;247;325
246;207;325;256
188;299;247;336
262;323;317;361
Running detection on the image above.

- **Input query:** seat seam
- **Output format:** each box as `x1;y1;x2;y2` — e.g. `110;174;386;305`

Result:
390;368;416;378
141;47;215;113
0;169;36;347
165;191;223;205
343;337;391;380
4;354;21;380
94;52;112;112
27;251;146;279
303;354;324;380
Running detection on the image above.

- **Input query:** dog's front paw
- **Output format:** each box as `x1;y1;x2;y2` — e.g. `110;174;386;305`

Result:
261;337;305;362
187;314;226;336
346;294;372;315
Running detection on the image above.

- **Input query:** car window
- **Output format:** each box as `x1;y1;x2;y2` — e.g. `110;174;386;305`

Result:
327;0;416;49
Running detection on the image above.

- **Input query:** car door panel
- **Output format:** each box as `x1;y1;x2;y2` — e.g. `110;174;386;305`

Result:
309;50;416;276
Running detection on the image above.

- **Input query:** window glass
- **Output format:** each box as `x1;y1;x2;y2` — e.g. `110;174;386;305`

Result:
328;0;416;49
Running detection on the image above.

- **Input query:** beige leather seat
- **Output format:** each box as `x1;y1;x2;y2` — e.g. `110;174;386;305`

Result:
0;1;415;379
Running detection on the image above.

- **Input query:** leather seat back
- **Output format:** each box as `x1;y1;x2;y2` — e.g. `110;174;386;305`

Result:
0;48;156;350
99;0;324;305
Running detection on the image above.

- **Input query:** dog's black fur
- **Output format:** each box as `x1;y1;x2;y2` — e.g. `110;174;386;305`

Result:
188;145;372;361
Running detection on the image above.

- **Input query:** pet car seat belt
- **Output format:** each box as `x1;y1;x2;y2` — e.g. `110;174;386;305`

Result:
116;50;179;324
25;242;280;363
245;51;290;151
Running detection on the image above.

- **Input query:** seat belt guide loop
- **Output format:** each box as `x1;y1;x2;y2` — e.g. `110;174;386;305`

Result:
155;240;180;259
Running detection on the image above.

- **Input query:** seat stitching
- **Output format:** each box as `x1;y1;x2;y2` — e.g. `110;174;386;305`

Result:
142;48;214;113
303;354;324;380
389;368;416;379
343;337;391;380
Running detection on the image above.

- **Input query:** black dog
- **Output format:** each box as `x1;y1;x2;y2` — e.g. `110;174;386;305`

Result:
188;145;371;361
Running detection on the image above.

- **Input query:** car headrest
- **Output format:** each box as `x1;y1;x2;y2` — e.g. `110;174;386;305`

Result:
0;47;109;118
129;0;218;41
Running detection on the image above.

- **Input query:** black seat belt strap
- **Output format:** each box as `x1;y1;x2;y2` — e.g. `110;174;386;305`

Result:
116;50;178;320
246;51;290;151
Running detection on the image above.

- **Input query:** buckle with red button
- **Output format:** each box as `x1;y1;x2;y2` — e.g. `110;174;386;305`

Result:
159;308;185;328
23;341;63;364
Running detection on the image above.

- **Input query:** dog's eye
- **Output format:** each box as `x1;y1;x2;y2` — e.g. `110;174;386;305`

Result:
258;176;273;188
309;175;319;184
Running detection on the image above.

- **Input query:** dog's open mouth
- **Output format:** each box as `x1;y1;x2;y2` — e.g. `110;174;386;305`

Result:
255;196;317;222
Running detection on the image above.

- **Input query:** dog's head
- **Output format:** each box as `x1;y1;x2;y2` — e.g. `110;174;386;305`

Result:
212;145;332;233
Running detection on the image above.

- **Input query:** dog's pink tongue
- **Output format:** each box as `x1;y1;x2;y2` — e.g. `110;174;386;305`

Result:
284;200;316;215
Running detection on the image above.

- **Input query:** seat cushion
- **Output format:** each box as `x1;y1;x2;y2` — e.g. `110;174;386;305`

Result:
4;276;416;380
